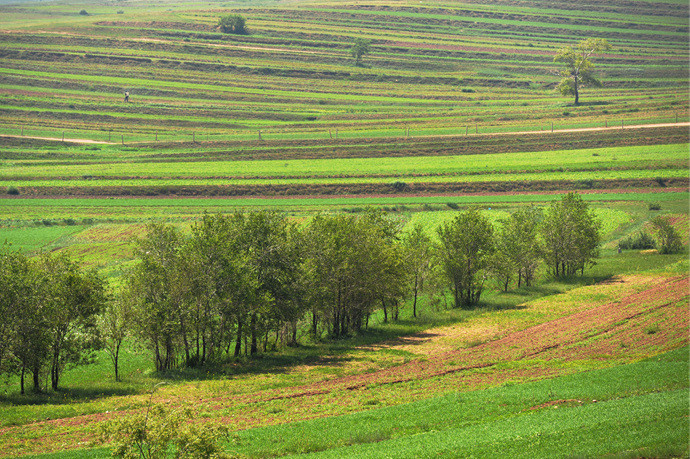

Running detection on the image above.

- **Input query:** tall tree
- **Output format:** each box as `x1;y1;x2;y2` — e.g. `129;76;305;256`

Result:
497;206;543;288
554;38;610;105
402;223;432;318
541;193;601;277
126;222;185;372
436;209;495;308
99;293;133;382
38;253;106;391
0;247;26;377
351;38;371;66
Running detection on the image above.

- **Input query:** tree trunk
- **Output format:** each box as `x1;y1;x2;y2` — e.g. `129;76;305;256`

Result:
32;366;41;393
114;341;121;382
234;316;243;357
20;365;25;395
250;313;258;355
412;274;419;318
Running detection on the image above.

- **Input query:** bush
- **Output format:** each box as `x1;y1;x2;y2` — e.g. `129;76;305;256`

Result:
6;186;19;195
63;218;77;226
651;216;683;254
648;202;661;211
618;231;655;250
446;202;460;210
98;403;231;458
218;14;246;34
391;181;408;192
79;9;88;15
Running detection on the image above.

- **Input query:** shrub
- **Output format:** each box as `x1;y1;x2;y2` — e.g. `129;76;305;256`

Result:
79;9;88;15
651;216;683;254
648;202;661;211
218;14;246;34
6;186;19;195
63;218;77;226
446;202;460;210
391;181;408;192
618;231;655;250
98;404;231;458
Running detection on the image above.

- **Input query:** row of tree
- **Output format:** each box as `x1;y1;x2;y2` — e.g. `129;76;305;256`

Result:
1;193;607;391
110;193;603;375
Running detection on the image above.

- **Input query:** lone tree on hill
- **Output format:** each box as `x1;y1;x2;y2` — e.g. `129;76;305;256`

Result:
351;38;371;66
554;38;610;105
218;14;246;34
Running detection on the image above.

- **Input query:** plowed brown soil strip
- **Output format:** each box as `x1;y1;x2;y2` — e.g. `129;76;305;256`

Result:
1;276;687;457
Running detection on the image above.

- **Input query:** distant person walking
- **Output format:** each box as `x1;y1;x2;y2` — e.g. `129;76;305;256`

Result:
124;91;130;102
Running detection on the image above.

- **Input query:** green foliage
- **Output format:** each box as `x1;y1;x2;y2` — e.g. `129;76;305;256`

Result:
6;186;18;195
79;9;88;16
648;202;661;211
98;296;134;381
0;249;106;393
618;231;655;251
541;193;601;277
303;210;406;335
350;38;371;66
401;223;433;318
436;209;495;308
217;14;246;34
493;206;543;290
651;216;683;254
554;38;611;104
98;403;231;458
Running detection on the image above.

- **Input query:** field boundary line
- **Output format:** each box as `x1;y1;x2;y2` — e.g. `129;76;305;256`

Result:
1;122;687;146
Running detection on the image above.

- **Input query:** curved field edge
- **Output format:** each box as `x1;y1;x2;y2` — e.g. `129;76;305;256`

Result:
1;273;687;457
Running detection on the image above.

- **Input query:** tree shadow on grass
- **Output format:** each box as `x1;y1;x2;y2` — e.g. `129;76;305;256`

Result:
0;385;140;406
158;349;356;382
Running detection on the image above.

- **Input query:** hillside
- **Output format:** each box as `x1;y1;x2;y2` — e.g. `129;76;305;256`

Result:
0;0;688;457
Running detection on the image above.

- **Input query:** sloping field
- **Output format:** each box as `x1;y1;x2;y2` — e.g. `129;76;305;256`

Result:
0;0;687;142
1;273;686;457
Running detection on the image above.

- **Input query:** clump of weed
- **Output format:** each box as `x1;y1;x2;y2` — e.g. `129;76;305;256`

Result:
644;324;660;335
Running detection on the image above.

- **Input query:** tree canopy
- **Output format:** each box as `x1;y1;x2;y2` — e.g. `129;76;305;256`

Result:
554;38;610;105
218;14;246;34
351;38;371;66
541;193;601;277
436;209;495;308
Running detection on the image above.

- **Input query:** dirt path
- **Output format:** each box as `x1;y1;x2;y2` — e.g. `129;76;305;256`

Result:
0;134;113;144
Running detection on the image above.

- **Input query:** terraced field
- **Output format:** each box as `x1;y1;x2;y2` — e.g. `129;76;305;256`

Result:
0;0;687;142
